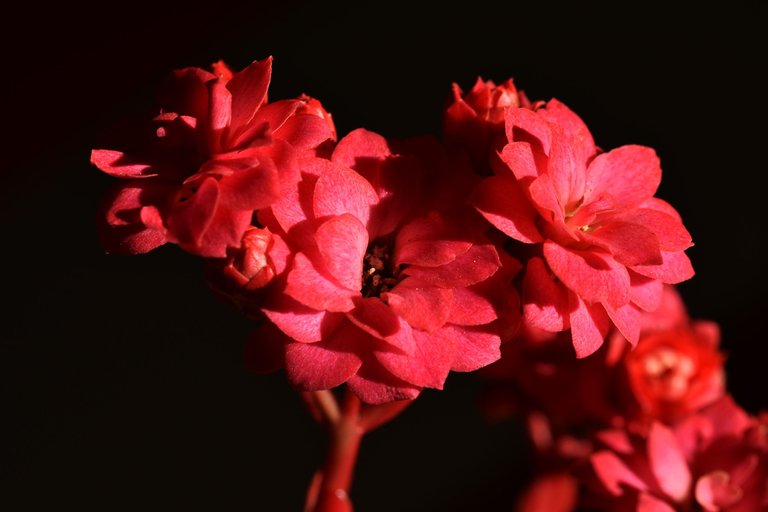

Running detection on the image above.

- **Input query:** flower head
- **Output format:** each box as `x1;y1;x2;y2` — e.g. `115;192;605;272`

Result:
249;129;519;403
471;100;694;357
92;57;335;257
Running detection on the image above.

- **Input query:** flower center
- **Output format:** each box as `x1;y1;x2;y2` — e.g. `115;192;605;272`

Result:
361;238;403;298
641;347;695;400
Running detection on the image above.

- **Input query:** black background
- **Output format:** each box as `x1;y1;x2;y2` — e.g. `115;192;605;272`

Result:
2;2;766;510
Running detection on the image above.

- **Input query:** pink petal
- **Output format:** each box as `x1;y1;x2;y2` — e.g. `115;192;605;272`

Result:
514;473;578;512
538;99;596;162
590;450;649;496
215;154;280;211
522;257;570;332
91;149;155;178
505;107;552;154
695;471;745;511
470;175;543;243
584;145;661;209
448;287;498;326
274;113;335;152
98;183;168;254
648;423;691;503
226;57;271;136
569;292;610;358
206;78;232;154
449;325;501;372
332;128;391;173
347;362;421;405
500;141;539;180
383;280;453;332
262;295;343;343
284;320;364;390
637;493;677;512
546;129;584;211
313;160;379;226
285;253;356;312
629;271;664;312
375;327;455;389
584;221;662;267
270;170;320;232
167;176;219;249
611;208;692;252
403;243;501;288
543;242;631;308
315;214;368;291
393;214;473;267
631;251;694;284
346;297;401;339
604;302;641;346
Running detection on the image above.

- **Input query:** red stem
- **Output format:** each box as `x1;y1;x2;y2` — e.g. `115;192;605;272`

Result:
311;390;363;512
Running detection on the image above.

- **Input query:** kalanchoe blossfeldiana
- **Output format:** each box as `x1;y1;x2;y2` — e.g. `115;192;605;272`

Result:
471;100;694;357
586;396;768;512
245;129;520;404
92;57;335;257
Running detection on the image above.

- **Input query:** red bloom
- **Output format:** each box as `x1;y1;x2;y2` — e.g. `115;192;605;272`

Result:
443;77;534;170
92;57;335;257
471;100;694;357
250;129;519;403
587;397;768;511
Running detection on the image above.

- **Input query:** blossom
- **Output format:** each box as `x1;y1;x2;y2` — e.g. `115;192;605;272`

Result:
587;397;768;511
443;77;534;170
249;129;519;403
471;100;694;357
92;57;335;257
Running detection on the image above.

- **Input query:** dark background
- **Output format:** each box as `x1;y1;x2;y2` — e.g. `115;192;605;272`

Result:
2;2;766;510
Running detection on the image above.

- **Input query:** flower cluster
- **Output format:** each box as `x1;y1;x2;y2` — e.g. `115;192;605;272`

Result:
93;56;765;511
483;286;767;511
93;57;696;404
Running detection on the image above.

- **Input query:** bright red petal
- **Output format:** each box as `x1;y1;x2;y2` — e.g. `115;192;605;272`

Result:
403;243;500;288
449;325;501;372
569;292;610;358
262;295;344;343
285;253;356;312
522;257;570;332
631;251;694;284
313;160;379;226
227;57;271;135
648;423;691;502
585;221;662;267
471;175;543;243
315;214;368;291
584;145;661;209
384;280;453;332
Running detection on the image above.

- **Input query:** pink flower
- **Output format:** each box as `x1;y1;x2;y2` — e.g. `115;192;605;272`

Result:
587;397;768;511
92;57;335;257
250;129;519;403
471;100;694;357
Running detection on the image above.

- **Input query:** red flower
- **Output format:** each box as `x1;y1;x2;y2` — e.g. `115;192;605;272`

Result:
471;100;694;357
587;397;768;511
443;77;534;170
250;129;519;403
92;57;335;257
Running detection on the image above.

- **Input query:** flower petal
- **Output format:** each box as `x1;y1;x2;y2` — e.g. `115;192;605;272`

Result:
648;422;691;502
226;57;271;135
91;149;155;178
584;145;661;209
448;286;498;326
383;280;453;332
449;325;501;372
590;450;649;496
506;107;552;154
375;327;455;389
604;302;642;346
629;271;664;312
284;320;364;390
347;358;421;405
315;214;368;291
346;297;401;339
285;253;356;312
471;175;543;243
631;251;694;284
262;295;344;343
522;257;570;332
393;214;472;267
403;243;500;288
584;221;662;267
167;176;219;249
613;208;692;252
569;292;610;358
538;99;596;163
544;242;630;308
313;160;379;226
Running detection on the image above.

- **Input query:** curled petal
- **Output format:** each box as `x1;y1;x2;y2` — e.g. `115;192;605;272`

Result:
471;175;543;243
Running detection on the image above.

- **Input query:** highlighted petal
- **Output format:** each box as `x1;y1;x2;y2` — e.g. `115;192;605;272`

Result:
91;149;155;178
471;175;543;243
285;253;355;312
648;423;691;502
384;281;452;332
227;57;271;135
544;242;630;307
604;302;641;346
313;161;379;226
632;251;694;284
315;214;368;291
569;292;610;358
522;257;570;332
585;221;662;267
584;145;661;209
